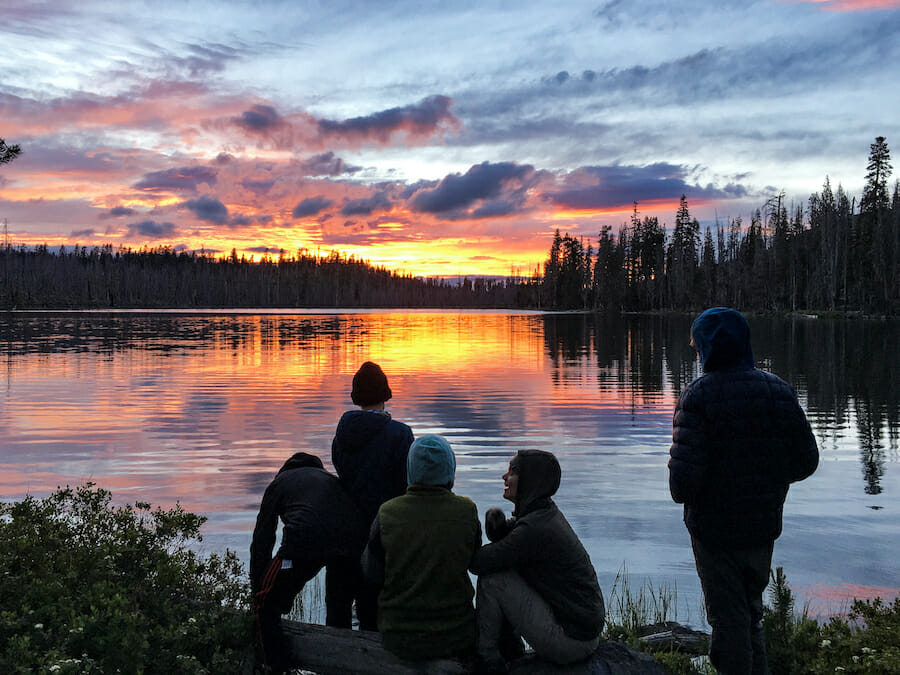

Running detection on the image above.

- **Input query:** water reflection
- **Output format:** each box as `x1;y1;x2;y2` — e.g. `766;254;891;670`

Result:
0;310;897;621
542;313;899;496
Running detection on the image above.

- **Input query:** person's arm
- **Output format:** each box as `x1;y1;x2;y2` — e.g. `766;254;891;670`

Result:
786;390;819;483
360;514;386;589
668;386;709;505
469;517;532;575
249;486;278;592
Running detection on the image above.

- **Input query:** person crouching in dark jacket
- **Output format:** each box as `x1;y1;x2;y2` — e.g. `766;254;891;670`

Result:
668;307;819;675
250;452;368;673
470;449;605;671
361;434;482;663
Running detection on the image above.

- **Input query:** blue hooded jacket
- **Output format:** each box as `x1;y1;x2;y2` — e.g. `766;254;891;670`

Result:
669;308;819;546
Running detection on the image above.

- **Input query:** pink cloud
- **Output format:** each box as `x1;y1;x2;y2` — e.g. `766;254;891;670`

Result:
787;0;900;10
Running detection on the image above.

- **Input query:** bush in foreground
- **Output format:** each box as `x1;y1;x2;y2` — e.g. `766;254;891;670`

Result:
0;484;251;674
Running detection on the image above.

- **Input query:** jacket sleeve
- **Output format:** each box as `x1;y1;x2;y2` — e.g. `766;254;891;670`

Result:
249;485;278;592
469;517;533;575
360;514;385;589
668;386;709;505
786;390;819;483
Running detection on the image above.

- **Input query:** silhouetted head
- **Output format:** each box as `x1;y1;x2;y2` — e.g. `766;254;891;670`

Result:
691;307;755;372
277;452;324;474
351;361;392;407
407;434;456;488
508;449;561;517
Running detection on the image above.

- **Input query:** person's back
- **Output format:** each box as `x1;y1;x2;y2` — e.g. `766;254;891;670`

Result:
668;307;818;675
363;434;481;662
332;361;413;524
668;308;819;546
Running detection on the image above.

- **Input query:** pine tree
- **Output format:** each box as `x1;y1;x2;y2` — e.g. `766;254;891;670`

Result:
861;136;892;215
0;138;22;165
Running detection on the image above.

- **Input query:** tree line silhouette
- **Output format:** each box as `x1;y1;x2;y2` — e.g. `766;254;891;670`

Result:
543;137;897;314
0;246;532;309
0;137;896;313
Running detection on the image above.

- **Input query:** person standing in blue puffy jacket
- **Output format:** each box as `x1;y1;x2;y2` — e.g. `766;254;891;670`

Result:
669;307;819;675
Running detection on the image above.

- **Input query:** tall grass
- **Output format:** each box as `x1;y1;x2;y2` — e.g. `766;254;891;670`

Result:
605;564;683;638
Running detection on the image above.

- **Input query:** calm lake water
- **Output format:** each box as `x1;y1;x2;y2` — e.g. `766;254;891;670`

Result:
1;310;897;627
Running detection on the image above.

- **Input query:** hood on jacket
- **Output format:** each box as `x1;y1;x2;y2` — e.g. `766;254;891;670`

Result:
333;409;392;452
691;307;755;372
278;452;324;474
512;449;561;517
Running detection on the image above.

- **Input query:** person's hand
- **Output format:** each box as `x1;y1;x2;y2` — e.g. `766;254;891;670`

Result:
485;507;511;542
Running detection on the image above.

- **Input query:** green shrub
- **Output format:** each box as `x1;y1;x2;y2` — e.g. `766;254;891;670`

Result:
0;484;252;674
763;566;900;675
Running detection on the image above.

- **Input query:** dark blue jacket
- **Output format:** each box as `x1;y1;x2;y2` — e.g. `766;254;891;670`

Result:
668;308;819;547
331;410;413;524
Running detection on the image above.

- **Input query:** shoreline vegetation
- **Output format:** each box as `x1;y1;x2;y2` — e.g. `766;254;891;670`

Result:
2;485;898;674
2;137;898;316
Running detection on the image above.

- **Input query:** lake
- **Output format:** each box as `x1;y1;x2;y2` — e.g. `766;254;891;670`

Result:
1;310;897;627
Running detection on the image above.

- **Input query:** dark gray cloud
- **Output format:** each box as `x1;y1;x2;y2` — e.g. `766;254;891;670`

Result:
411;161;535;216
240;178;276;194
318;95;459;143
297;152;361;176
341;192;392;216
548;163;749;209
182;196;228;224
233;104;282;132
134;165;217;192
70;228;96;238
107;206;136;217
126;220;177;238
293;196;334;218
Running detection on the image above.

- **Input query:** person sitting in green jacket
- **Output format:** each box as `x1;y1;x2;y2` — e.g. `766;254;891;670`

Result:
470;449;605;672
361;434;482;662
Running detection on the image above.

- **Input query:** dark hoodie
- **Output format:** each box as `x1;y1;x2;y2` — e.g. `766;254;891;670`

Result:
331;410;413;524
470;450;605;641
249;452;368;590
668;308;819;546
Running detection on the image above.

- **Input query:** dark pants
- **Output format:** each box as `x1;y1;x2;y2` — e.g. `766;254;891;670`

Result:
691;536;773;675
253;556;378;673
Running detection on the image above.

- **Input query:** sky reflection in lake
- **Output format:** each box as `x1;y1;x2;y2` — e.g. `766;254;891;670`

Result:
1;310;897;625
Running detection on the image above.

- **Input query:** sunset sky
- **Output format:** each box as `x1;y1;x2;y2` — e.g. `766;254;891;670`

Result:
2;0;899;277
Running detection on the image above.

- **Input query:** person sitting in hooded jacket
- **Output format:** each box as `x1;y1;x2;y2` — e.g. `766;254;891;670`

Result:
361;434;482;663
470;449;605;671
250;452;368;673
331;361;414;629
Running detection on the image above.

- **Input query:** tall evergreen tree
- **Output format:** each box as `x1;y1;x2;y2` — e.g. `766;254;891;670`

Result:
861;136;892;215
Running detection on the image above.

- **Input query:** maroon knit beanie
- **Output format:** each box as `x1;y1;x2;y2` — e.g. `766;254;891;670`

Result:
351;361;392;406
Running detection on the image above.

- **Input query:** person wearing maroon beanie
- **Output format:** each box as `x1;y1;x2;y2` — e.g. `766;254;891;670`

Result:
330;361;414;630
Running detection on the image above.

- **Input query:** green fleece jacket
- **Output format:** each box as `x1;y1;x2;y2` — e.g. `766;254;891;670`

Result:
364;485;481;661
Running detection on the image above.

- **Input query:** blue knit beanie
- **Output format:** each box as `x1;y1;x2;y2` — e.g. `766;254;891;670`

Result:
407;434;456;486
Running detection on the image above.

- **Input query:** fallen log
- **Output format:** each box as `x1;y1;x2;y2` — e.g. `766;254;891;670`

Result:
637;621;710;656
272;620;670;674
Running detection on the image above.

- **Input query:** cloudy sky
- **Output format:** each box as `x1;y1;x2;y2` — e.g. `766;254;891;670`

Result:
2;0;899;277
